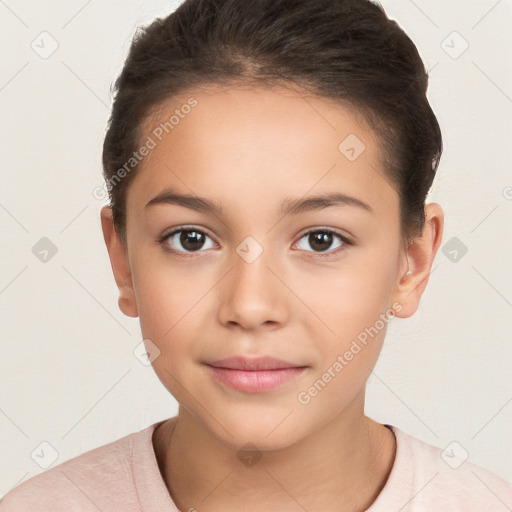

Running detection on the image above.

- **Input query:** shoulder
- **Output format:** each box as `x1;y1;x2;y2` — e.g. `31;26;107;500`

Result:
391;425;512;511
0;423;158;512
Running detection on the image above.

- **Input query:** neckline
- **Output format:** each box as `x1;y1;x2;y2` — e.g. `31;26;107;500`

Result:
137;420;413;511
365;424;414;510
131;419;179;510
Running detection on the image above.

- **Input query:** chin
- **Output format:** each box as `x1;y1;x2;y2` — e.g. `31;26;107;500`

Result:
206;412;307;452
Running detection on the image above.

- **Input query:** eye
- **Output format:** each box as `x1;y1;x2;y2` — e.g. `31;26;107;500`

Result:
158;226;352;257
294;228;352;256
158;226;217;255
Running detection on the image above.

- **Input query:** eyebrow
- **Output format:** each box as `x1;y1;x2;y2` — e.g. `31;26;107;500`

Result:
144;188;374;216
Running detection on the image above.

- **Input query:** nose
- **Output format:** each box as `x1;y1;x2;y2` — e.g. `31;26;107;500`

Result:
217;245;289;331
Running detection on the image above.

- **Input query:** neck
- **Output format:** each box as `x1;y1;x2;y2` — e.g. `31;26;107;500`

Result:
153;394;396;512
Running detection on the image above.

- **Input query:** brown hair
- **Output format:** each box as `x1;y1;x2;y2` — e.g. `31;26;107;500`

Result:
102;0;442;248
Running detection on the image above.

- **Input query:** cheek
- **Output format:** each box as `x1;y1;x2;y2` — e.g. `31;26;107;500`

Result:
310;251;399;343
294;283;388;429
303;247;400;405
132;251;213;336
131;257;221;392
133;267;202;400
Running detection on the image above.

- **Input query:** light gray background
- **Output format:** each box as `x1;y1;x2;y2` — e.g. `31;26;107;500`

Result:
1;0;511;497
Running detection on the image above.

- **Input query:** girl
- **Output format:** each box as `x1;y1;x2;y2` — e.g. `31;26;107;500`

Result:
2;0;511;510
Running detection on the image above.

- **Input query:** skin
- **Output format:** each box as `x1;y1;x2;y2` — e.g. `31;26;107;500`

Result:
100;83;444;512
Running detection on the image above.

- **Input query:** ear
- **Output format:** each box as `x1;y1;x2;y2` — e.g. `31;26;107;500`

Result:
100;206;138;318
391;203;444;318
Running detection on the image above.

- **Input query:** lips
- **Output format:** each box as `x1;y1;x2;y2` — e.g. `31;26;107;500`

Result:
205;355;305;371
204;356;308;393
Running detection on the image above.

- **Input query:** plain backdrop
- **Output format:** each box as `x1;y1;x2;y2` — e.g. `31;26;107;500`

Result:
1;0;511;497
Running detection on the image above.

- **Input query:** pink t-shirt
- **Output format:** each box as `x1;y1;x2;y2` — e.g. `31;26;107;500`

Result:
1;420;511;511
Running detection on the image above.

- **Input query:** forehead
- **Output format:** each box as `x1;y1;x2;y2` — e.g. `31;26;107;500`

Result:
126;84;397;222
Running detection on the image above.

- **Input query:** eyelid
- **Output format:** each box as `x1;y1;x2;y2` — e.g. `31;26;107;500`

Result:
293;226;353;256
297;226;353;243
161;224;217;242
158;225;219;256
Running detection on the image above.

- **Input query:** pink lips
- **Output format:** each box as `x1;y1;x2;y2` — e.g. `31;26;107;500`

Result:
204;356;308;393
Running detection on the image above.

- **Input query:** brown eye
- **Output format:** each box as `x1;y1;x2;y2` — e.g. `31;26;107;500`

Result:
296;229;350;255
160;228;216;254
178;230;206;251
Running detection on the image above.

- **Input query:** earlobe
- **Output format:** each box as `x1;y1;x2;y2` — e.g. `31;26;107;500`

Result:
392;203;444;318
100;206;139;318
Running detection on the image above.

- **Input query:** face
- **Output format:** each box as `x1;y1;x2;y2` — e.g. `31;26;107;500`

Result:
102;83;435;450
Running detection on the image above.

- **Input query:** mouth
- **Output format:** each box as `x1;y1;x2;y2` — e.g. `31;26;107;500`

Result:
203;356;308;393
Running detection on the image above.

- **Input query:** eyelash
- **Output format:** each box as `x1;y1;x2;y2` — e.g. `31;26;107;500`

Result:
157;226;353;258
